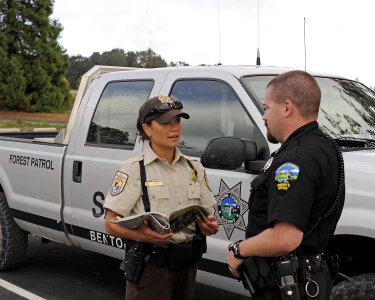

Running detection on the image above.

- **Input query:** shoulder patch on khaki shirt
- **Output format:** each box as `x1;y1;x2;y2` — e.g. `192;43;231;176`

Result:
111;171;129;196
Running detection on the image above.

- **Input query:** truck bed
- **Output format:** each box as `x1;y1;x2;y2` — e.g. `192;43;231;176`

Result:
0;129;64;144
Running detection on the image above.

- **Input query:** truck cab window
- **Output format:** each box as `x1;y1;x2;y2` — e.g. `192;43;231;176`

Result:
243;76;375;141
170;80;255;157
86;81;153;148
242;75;274;105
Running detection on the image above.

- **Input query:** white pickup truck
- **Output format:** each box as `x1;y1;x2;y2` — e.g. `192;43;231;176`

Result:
1;65;374;297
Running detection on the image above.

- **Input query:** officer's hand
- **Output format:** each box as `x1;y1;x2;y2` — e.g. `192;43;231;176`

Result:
226;250;243;278
138;220;173;245
197;215;219;236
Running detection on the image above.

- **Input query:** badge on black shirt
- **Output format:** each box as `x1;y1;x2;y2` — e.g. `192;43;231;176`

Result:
275;162;300;191
263;157;274;172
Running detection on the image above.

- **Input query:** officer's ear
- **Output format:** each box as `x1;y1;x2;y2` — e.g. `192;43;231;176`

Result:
142;123;152;138
283;99;293;117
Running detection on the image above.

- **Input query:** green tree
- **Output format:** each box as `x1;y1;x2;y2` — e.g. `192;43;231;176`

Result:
169;61;189;67
0;17;26;109
0;0;70;112
136;48;167;68
66;55;94;89
0;50;27;110
125;51;138;67
90;52;101;65
100;48;127;66
66;48;169;89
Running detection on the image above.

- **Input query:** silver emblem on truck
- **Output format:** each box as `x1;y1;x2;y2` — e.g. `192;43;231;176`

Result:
214;179;248;239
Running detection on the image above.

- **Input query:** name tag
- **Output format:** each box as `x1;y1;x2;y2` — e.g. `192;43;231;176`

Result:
145;181;164;186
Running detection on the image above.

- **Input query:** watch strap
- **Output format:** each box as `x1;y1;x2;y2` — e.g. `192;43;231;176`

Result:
229;240;246;259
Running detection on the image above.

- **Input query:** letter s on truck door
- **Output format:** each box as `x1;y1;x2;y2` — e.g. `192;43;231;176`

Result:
159;69;270;278
64;70;165;257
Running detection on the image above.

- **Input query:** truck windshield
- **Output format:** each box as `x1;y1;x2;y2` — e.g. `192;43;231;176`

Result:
242;76;375;142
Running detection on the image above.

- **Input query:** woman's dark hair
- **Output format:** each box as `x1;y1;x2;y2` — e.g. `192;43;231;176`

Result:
136;115;151;142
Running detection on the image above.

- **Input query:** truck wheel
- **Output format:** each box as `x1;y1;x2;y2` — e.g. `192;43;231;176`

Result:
0;192;28;270
331;273;375;299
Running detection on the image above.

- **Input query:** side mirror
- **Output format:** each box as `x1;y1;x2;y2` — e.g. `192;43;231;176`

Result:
201;137;258;170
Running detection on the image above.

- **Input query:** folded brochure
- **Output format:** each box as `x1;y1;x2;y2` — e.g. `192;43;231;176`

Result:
109;204;211;234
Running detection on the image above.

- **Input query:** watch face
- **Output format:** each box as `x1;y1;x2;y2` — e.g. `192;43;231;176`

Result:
228;242;235;251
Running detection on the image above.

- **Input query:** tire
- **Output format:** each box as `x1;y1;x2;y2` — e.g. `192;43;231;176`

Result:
0;192;28;270
331;273;375;300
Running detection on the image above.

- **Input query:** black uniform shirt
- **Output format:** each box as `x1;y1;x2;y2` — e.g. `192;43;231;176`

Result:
246;121;345;253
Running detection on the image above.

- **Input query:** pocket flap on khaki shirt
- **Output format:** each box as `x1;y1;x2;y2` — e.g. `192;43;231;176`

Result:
148;186;169;200
188;182;201;199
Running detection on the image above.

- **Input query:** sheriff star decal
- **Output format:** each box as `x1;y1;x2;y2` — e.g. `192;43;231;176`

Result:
214;179;248;239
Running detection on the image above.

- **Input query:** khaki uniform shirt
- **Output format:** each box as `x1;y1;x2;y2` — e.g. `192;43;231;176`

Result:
104;142;216;243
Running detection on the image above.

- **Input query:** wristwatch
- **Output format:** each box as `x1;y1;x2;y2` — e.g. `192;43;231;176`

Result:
228;240;246;259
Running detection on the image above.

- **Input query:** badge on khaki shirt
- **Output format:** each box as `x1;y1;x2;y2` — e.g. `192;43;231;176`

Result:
275;162;300;191
111;171;129;196
190;169;197;182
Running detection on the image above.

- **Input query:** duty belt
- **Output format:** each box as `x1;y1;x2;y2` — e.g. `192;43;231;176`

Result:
241;253;333;300
128;235;205;270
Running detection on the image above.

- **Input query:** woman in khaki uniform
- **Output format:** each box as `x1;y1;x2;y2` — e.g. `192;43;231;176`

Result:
104;96;218;300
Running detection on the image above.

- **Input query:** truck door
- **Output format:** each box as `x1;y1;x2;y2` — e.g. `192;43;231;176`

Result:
159;69;270;287
64;70;165;257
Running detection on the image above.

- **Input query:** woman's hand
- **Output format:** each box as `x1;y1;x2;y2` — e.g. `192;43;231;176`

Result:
197;215;219;236
105;209;173;245
137;220;173;245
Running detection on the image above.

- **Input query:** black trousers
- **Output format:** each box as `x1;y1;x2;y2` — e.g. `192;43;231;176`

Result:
253;261;333;300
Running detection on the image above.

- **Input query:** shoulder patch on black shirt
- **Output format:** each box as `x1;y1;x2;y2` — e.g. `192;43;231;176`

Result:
275;162;300;191
111;171;129;196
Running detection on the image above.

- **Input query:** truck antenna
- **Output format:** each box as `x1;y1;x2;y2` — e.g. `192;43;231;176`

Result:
256;0;261;66
146;1;152;51
217;0;221;65
304;17;307;71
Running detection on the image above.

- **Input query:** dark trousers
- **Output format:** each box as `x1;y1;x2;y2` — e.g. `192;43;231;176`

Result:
253;261;333;300
125;260;198;300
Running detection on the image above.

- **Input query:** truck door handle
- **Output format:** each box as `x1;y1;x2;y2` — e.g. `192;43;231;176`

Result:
73;161;82;183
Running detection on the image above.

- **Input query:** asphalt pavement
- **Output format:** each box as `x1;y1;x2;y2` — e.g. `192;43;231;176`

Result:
0;236;249;300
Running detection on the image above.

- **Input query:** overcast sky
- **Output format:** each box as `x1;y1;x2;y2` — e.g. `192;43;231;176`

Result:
52;0;375;87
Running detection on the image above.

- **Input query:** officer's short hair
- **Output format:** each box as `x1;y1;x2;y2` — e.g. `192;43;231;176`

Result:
267;70;321;118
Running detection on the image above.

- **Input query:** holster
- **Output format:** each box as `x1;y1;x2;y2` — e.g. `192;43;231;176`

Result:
242;256;301;300
238;263;258;296
243;257;276;291
123;241;146;284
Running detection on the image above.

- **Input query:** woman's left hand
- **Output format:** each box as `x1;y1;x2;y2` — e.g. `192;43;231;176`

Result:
197;215;219;236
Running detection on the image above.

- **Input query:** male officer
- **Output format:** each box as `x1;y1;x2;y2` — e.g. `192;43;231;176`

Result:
227;70;345;299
